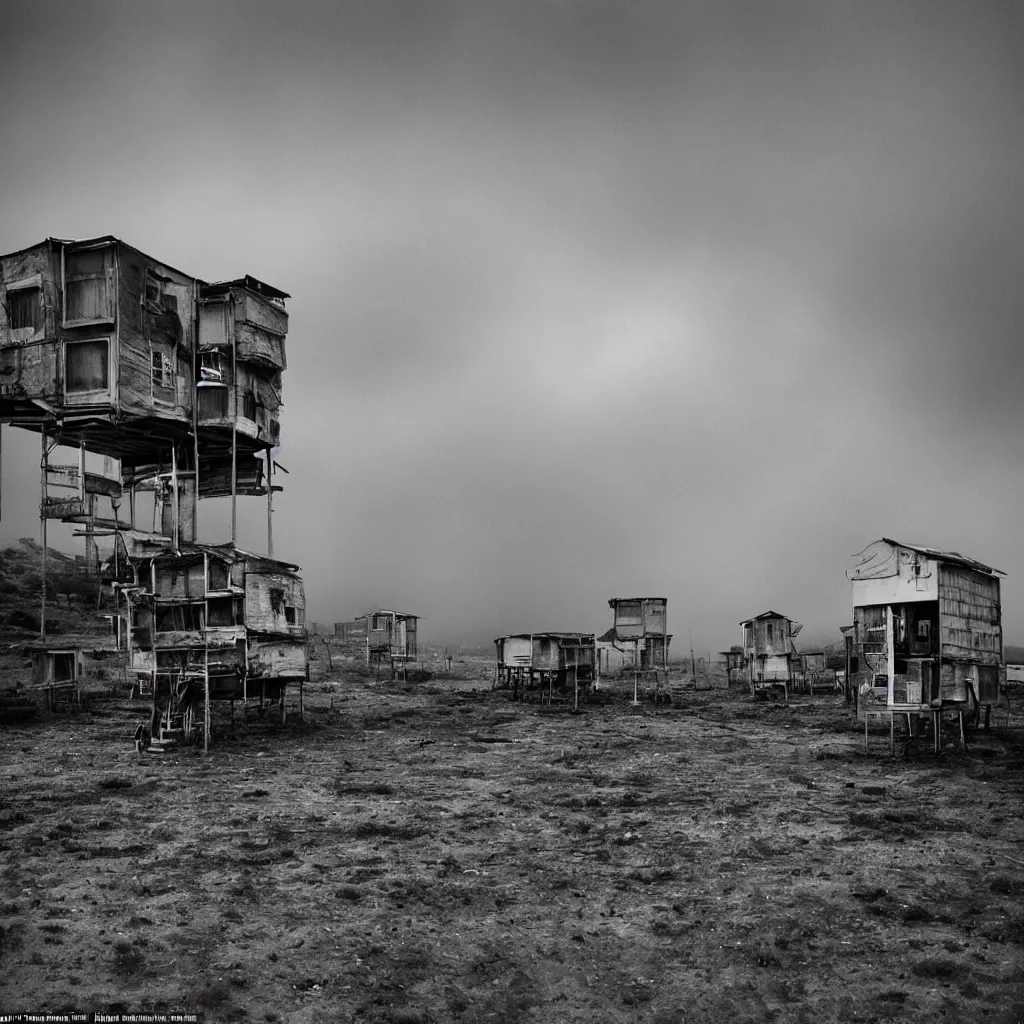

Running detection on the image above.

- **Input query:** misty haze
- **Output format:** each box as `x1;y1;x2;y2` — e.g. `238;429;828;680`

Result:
0;2;1022;1022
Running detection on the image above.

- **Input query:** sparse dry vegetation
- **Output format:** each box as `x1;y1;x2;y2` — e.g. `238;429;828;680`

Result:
0;651;1022;1021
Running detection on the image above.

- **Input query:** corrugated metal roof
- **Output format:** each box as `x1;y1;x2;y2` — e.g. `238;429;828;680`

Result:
201;275;290;300
739;610;791;624
495;631;595;643
880;538;1003;576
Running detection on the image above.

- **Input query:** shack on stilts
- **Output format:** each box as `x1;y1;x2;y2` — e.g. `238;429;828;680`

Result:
494;632;596;707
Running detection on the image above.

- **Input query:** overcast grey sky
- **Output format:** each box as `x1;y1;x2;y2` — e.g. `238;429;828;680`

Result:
1;0;1021;651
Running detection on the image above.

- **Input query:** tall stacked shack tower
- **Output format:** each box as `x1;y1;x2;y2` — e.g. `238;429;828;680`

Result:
0;235;307;747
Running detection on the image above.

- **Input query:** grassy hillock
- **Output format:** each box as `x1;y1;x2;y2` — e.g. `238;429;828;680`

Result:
0;538;116;640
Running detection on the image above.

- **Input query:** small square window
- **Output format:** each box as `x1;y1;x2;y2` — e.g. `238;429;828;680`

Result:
9;288;40;331
66;339;110;395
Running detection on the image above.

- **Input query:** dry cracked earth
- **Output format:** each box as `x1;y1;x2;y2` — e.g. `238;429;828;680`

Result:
1;664;1023;1024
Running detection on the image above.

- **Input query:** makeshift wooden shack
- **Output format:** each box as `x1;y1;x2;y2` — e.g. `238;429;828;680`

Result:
719;648;746;686
0;236;293;592
848;538;1004;751
494;632;596;703
604;598;671;674
796;650;837;694
741;611;801;700
28;635;126;709
125;543;308;750
358;610;418;677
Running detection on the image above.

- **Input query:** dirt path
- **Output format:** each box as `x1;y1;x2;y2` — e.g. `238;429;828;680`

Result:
1;675;1022;1023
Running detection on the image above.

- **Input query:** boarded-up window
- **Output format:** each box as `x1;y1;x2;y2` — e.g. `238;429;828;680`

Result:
65;339;109;394
198;386;229;418
9;287;41;331
65;248;114;324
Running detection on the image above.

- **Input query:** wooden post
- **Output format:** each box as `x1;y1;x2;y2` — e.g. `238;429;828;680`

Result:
40;428;47;638
203;643;210;754
231;311;238;546
170;444;180;552
845;634;853;704
266;446;273;557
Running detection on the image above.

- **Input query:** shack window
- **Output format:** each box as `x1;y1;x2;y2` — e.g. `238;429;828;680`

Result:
243;391;257;420
8;286;41;331
152;350;173;388
53;652;77;681
155;604;204;632
372;614;389;630
285;606;296;625
200;350;224;382
198;385;229;418
207;596;238;627
766;623;774;643
65;339;110;395
207;559;229;591
916;620;930;640
64;247;114;324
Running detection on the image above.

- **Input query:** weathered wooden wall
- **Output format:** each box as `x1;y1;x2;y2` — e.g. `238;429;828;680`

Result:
154;561;206;599
938;566;1001;663
243;570;306;635
249;639;307;679
0;242;61;402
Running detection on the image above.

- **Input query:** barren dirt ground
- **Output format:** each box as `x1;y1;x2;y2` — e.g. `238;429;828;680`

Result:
2;663;1023;1024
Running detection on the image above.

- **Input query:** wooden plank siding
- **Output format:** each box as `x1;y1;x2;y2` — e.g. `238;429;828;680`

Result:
938;565;1001;663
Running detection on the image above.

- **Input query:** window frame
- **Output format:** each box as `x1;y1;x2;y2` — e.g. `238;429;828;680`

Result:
199;349;224;382
63;336;113;406
5;275;43;339
62;244;116;328
197;383;229;419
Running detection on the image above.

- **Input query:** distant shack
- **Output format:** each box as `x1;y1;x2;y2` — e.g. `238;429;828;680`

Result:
601;598;671;676
328;611;419;677
740;610;801;700
494;632;596;704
